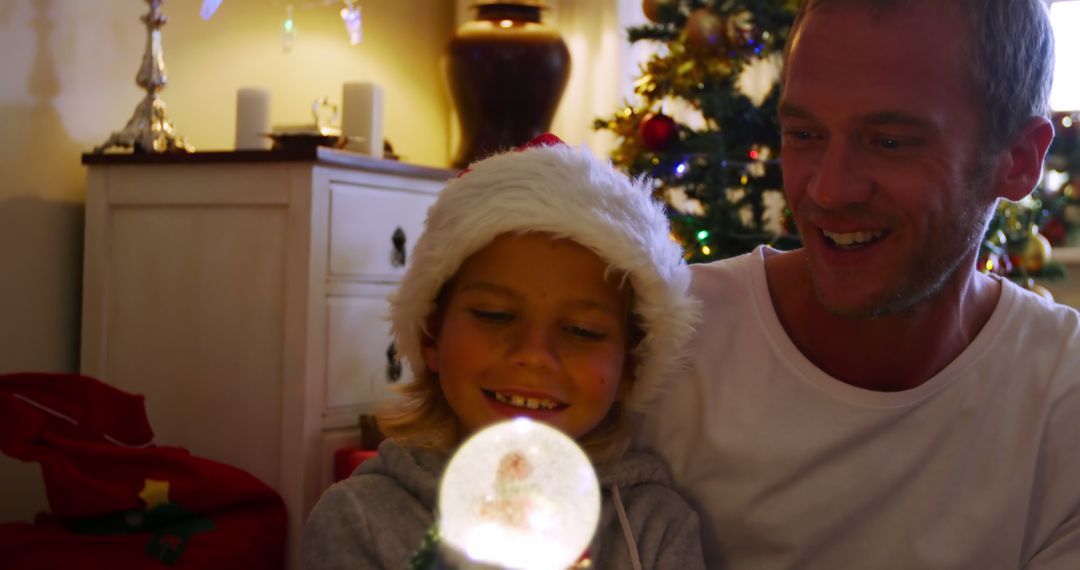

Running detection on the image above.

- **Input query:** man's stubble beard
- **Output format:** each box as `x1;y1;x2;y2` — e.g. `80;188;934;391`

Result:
809;163;998;320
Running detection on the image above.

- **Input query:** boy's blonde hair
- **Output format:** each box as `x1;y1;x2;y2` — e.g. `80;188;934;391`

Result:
378;134;699;464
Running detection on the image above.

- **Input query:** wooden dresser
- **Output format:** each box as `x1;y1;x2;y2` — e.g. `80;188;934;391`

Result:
80;148;454;568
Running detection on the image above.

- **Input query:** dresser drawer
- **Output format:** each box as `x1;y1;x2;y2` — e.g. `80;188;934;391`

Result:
324;291;413;426
328;181;437;281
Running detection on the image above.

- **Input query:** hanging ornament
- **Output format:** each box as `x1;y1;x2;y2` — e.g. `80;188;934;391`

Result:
200;0;223;20
1040;217;1067;245
685;8;725;50
1022;229;1053;273
341;0;362;45
282;4;297;53
723;10;756;50
639;112;678;152
642;0;678;23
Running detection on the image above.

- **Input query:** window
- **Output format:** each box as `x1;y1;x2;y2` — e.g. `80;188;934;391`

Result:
1051;0;1080;111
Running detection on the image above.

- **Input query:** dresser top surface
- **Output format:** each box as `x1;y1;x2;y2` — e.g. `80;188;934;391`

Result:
82;147;458;181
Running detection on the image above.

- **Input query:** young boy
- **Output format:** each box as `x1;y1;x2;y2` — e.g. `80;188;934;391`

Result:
302;134;704;569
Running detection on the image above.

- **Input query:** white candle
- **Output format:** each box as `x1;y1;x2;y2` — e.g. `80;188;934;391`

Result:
235;87;272;150
341;81;384;157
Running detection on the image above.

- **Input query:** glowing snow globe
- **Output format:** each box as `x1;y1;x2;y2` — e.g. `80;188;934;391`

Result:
438;418;601;570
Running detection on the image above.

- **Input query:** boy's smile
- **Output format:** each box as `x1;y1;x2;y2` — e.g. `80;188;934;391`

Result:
422;232;632;440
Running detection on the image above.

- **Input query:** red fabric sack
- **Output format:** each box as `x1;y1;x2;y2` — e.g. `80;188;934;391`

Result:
0;372;286;568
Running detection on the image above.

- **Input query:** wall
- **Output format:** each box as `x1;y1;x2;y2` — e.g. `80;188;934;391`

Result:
0;0;452;523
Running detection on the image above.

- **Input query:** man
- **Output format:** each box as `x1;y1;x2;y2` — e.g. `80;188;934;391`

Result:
641;0;1080;568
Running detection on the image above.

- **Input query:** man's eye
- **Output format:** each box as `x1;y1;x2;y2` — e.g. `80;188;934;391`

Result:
869;135;920;151
781;129;818;142
875;137;901;150
470;309;513;322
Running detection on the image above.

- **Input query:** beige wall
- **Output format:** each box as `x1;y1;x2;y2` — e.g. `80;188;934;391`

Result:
0;0;452;522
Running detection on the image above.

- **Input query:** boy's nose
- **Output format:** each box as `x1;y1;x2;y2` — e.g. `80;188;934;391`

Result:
508;324;559;370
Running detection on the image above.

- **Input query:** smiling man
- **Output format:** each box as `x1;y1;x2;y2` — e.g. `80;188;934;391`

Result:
640;0;1080;568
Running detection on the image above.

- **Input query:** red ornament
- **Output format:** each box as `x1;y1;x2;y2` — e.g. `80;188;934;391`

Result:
639;113;678;152
1040;218;1067;246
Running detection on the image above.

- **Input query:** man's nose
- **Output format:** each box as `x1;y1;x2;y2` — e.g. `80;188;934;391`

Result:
807;139;873;208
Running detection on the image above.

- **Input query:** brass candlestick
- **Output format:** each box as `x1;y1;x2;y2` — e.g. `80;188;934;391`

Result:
95;0;193;153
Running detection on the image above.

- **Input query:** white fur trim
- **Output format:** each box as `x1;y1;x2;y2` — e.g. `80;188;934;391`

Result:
389;143;699;414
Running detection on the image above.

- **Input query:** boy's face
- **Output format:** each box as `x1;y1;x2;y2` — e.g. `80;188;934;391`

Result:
422;232;631;440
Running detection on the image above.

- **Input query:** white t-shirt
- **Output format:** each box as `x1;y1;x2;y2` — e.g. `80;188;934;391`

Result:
640;247;1080;569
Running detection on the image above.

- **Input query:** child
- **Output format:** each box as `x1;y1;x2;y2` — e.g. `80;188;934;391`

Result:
302;134;704;569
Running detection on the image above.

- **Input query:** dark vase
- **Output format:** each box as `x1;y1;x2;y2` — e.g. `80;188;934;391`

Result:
444;1;571;168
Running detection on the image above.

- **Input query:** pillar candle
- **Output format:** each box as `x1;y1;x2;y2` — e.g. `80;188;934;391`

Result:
341;81;384;158
235;87;272;150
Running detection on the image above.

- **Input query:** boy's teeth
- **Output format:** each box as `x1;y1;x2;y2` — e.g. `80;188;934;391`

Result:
492;391;559;410
823;229;884;247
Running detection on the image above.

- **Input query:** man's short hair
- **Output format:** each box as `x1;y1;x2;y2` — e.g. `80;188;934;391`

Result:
784;0;1054;152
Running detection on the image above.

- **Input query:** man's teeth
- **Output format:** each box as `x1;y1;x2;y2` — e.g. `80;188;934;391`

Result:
492;391;560;410
823;229;884;247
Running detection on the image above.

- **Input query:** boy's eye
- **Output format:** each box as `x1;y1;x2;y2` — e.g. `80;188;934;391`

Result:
566;324;607;341
470;308;514;322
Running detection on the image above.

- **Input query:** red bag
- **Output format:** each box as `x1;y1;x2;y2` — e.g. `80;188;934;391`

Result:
0;372;286;568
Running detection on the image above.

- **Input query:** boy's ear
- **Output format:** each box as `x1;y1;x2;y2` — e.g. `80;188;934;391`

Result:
420;313;441;373
996;116;1055;202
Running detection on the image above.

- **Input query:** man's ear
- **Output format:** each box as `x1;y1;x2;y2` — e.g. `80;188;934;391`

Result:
420;313;441;374
997;116;1055;202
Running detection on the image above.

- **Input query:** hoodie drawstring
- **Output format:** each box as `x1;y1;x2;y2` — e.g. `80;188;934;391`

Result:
611;484;642;570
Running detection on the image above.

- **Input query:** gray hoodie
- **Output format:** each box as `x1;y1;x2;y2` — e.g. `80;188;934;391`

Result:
302;439;705;569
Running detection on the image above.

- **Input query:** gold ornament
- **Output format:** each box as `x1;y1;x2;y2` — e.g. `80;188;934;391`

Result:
1023;229;1053;273
1028;283;1055;302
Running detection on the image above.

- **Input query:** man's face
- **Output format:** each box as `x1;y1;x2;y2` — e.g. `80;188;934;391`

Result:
778;3;998;317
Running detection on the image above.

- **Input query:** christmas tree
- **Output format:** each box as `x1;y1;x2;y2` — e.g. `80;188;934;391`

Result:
599;0;1068;301
977;113;1079;300
595;0;801;263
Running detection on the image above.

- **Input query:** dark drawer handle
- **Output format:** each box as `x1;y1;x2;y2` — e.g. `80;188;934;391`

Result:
391;227;407;267
386;341;402;382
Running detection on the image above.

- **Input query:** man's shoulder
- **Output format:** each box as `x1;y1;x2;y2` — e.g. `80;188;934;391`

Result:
689;247;769;298
991;279;1080;403
1000;278;1080;345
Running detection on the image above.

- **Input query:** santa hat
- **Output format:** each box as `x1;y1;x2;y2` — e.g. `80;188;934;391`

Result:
389;134;699;414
